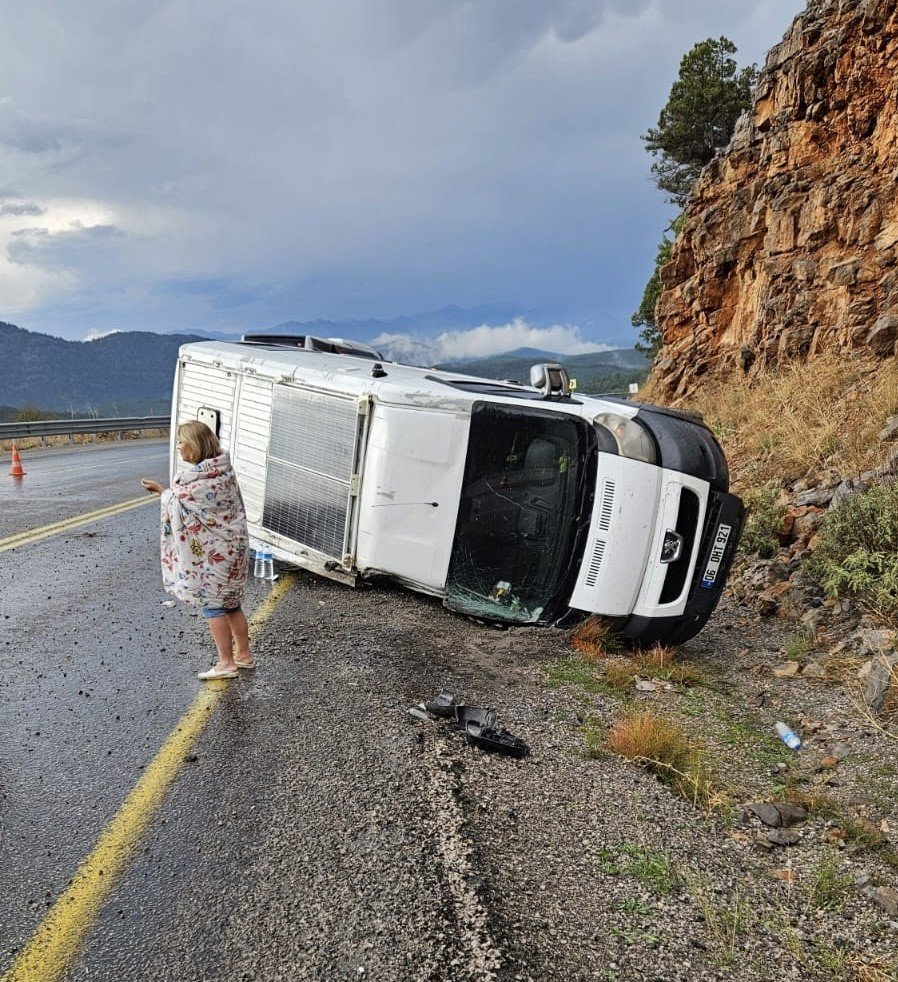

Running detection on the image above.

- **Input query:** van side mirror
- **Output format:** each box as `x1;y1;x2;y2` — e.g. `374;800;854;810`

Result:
529;363;571;398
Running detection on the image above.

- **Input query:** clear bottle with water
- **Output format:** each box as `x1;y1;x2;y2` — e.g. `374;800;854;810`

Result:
261;548;277;582
253;547;265;579
775;721;801;750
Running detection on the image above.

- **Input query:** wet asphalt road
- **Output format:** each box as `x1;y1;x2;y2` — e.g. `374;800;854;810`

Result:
0;440;189;970
0;440;171;538
0;442;505;980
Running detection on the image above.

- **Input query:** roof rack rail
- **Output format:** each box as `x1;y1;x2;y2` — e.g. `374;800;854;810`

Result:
240;334;383;360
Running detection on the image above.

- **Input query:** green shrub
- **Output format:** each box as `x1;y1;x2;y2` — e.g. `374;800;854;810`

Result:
805;483;898;618
13;404;57;422
740;484;787;559
783;628;811;661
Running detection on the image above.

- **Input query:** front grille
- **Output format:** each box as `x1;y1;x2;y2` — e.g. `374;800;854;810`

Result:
659;488;700;604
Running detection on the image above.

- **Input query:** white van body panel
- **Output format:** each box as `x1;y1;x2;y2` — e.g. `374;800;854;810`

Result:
568;454;660;616
232;376;272;526
355;406;469;592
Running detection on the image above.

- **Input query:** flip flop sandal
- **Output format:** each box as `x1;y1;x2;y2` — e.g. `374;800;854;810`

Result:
424;691;457;717
465;719;530;759
197;666;239;680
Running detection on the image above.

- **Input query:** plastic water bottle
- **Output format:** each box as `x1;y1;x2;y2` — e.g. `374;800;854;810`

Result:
775;721;801;750
261;548;277;583
253;548;264;579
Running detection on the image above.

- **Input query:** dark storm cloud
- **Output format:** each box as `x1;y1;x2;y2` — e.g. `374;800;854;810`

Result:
8;223;124;269
0;0;805;341
154;276;265;309
0;99;128;158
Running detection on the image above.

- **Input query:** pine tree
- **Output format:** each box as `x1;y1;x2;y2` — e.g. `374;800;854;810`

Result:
632;37;756;355
643;37;757;208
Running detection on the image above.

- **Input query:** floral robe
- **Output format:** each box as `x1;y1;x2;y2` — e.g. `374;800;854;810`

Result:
159;451;249;608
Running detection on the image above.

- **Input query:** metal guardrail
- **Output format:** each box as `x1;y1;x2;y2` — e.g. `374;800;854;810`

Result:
0;416;170;441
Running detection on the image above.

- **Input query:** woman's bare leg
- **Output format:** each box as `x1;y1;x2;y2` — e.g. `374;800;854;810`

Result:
207;615;239;671
228;609;252;665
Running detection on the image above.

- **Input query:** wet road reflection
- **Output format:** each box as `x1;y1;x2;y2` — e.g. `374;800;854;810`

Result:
0;440;170;538
0;506;208;963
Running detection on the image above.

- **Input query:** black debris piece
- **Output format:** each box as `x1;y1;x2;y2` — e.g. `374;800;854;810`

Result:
465;715;530;759
424;691;457;717
418;692;530;759
452;705;494;728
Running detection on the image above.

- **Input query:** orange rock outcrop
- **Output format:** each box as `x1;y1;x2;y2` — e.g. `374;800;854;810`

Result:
651;0;898;399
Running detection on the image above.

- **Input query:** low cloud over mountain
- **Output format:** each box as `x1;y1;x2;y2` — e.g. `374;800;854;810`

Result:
371;318;612;365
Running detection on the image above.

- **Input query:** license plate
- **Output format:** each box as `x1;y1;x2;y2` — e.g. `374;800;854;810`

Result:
700;524;732;588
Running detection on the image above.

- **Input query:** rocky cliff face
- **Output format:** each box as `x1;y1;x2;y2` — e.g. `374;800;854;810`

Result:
652;0;898;399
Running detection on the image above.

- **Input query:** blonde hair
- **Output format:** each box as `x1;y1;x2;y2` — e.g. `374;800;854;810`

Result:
178;420;221;463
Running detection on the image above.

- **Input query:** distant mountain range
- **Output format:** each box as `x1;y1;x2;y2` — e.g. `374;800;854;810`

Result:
437;349;648;396
444;346;647;369
0;319;646;417
0;321;205;416
198;304;541;342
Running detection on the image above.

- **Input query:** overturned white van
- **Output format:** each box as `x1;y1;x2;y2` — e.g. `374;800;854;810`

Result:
170;335;744;645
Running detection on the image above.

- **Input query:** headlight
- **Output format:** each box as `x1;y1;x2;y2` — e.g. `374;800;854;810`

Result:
593;412;657;464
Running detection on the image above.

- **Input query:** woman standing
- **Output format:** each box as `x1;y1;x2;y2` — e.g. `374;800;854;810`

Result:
141;420;253;680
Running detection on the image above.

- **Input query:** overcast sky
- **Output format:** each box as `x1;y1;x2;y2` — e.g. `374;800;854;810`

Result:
0;0;805;354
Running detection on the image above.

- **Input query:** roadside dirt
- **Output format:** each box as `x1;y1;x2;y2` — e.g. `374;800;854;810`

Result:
349;577;898;981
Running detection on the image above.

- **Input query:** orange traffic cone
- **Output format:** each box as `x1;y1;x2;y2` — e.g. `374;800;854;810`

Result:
10;442;25;477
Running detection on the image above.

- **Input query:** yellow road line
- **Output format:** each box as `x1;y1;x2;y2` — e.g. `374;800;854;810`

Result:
0;496;157;555
2;575;294;982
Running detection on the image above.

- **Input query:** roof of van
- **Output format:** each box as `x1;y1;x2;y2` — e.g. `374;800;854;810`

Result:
178;337;613;414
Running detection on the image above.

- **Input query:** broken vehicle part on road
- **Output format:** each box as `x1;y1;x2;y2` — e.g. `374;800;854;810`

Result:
415;692;531;759
168;334;744;644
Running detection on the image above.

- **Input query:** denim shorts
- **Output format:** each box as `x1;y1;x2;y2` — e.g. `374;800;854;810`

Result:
201;605;241;619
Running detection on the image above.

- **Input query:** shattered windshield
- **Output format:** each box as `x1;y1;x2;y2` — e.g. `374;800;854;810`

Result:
445;402;592;624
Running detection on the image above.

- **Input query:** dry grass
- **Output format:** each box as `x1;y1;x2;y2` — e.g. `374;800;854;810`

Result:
605;710;719;810
606;711;693;768
781;788;898;865
662;355;898;493
881;675;898;718
601;658;639;692
854;958;897;982
0;429;169;453
634;643;703;686
570;616;619;661
638;642;677;671
845;678;898;745
822;652;867;683
684;872;749;965
591;644;703;694
781;788;842;820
